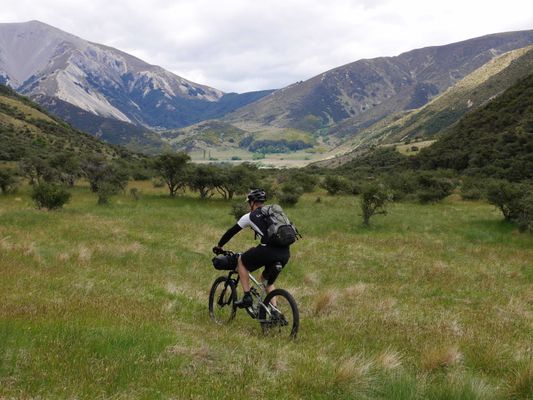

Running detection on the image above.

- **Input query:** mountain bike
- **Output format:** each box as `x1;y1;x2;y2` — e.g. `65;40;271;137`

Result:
208;250;299;339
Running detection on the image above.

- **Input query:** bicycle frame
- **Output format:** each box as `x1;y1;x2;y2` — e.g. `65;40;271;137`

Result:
222;269;276;321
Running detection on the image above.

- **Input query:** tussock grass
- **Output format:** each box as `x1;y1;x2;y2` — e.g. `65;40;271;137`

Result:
1;187;532;398
421;345;463;372
506;361;533;399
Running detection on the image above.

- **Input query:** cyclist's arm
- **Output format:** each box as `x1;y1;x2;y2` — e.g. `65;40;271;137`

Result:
217;224;242;247
217;212;253;247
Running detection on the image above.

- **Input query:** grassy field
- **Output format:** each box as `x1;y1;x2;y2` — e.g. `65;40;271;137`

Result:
1;182;532;399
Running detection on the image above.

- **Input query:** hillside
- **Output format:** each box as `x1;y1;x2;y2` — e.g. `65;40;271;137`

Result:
226;30;533;143
33;95;169;155
416;73;533;181
314;45;533;168
364;45;533;144
0;85;137;161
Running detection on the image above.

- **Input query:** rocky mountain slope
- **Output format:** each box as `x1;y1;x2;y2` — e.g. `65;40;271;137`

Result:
0;21;271;131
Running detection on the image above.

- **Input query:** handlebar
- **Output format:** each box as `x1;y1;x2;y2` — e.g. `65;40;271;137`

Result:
212;247;234;256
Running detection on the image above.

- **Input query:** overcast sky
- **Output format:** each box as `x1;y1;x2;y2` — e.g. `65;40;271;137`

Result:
2;0;532;93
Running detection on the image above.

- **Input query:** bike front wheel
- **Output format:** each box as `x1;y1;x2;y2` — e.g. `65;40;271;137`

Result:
258;288;299;339
208;276;237;324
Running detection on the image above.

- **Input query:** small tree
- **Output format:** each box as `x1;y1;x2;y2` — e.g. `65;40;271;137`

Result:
215;164;258;200
31;183;71;210
360;183;390;226
153;152;190;197
188;164;220;199
83;156;129;205
19;156;56;185
486;180;524;221
48;152;81;186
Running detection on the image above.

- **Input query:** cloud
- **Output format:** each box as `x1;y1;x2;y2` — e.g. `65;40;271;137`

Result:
1;0;532;92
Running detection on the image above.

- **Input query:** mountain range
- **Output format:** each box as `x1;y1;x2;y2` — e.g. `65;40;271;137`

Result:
2;20;533;165
0;21;272;133
226;30;533;138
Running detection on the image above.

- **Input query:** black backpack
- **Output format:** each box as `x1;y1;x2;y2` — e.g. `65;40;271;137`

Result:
260;204;301;246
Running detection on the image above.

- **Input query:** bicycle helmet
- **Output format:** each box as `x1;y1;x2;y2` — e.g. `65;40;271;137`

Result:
247;188;266;203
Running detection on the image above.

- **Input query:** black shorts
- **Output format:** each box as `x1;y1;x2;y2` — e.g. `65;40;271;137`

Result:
240;245;290;285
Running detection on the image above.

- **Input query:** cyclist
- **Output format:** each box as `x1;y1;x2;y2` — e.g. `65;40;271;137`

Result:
213;188;290;308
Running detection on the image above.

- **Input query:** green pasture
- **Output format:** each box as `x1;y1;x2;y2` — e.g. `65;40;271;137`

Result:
0;183;532;399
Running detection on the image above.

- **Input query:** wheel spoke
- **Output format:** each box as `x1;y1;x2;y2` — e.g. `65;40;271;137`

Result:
209;277;236;324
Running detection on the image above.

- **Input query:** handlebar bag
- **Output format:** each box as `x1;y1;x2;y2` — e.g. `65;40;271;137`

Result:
212;253;238;270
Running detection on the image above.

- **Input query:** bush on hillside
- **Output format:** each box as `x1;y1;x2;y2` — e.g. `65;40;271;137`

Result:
48;152;82;187
31;183;71;210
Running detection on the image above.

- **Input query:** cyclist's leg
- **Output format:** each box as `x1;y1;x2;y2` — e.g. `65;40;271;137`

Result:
236;247;266;307
237;255;251;292
262;250;290;306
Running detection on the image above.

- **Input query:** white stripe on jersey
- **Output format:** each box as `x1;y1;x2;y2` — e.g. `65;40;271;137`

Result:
237;212;264;237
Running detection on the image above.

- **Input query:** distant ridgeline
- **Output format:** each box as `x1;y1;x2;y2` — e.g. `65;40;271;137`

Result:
0;84;141;163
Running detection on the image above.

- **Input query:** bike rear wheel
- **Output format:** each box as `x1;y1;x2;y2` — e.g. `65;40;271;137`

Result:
258;288;299;339
208;276;237;324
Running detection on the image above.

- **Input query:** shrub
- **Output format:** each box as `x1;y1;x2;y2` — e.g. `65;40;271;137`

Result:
278;183;303;206
416;173;455;203
516;193;533;233
459;177;486;200
286;171;318;193
129;188;141;201
0;169;19;194
382;171;418;201
486;181;533;233
321;175;352;195
360;183;390;226
31;183;71;210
